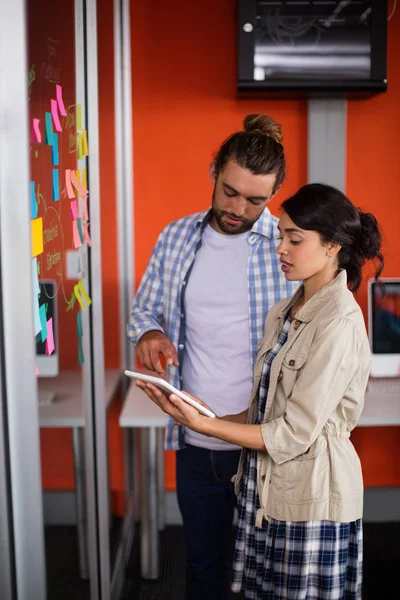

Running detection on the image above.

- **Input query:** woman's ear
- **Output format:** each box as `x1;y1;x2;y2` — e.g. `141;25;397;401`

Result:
209;162;218;185
327;242;342;257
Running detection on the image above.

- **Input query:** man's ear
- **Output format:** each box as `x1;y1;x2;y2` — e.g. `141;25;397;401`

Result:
265;183;280;205
209;162;218;186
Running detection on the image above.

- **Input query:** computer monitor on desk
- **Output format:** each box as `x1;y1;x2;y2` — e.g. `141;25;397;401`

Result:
37;280;59;404
368;278;400;378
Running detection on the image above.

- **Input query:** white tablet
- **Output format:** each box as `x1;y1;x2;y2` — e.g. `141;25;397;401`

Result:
124;370;216;419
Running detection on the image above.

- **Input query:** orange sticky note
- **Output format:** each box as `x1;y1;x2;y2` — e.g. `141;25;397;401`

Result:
65;169;75;199
82;168;87;188
70;170;87;197
70;170;79;196
31;218;43;257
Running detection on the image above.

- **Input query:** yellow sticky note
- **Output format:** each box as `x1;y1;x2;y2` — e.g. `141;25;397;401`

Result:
74;283;85;310
78;280;92;308
76;169;80;182
31;217;43;257
77;133;83;159
82;130;88;156
77;104;82;131
82;168;87;188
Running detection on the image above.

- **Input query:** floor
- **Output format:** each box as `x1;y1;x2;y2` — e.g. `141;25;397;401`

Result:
44;522;400;599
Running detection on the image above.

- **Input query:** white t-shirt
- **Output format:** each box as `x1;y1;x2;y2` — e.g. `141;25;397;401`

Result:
182;224;252;450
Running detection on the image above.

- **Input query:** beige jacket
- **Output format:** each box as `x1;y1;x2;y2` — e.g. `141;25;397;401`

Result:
234;270;371;525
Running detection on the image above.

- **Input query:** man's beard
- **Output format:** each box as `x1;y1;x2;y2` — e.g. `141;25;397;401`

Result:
211;189;257;235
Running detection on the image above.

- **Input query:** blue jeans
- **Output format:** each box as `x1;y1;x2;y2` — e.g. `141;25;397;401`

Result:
176;444;241;600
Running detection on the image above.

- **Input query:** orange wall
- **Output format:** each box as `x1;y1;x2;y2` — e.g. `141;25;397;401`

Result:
130;0;307;490
130;0;400;491
345;8;400;487
42;0;400;504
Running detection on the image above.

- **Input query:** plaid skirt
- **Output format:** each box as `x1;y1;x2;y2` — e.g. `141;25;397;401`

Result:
231;450;363;600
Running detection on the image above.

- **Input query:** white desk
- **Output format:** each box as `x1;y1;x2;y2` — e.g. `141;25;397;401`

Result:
119;377;400;580
38;368;121;579
358;382;400;426
119;379;167;580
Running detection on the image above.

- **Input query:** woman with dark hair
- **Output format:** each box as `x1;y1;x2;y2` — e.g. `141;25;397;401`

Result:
136;183;384;599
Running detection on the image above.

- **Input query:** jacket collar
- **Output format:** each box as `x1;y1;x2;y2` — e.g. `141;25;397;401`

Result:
196;207;274;239
277;270;349;323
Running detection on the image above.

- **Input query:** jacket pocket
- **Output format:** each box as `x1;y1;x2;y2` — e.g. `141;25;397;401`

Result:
281;435;329;502
282;351;307;371
278;351;307;399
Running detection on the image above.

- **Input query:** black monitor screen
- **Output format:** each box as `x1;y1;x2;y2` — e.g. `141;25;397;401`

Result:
36;281;57;356
372;281;400;354
255;1;372;81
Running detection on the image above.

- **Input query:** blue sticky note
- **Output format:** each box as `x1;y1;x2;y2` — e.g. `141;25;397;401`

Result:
52;169;59;201
45;112;54;146
33;294;41;336
76;311;83;338
30;181;37;218
39;304;48;342
52;133;59;166
78;338;84;366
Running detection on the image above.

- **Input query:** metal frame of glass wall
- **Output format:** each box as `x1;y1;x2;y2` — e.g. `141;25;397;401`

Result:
0;0;113;598
0;1;47;598
110;1;137;596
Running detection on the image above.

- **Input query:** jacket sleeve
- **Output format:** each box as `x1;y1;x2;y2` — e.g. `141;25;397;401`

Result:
261;318;361;464
126;230;166;347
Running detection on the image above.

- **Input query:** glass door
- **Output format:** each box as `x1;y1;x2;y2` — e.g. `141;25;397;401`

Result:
0;0;113;598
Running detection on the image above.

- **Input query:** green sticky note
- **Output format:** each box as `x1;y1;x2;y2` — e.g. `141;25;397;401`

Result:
76;311;83;338
78;338;84;366
45;112;54;145
77;217;84;243
39;304;48;342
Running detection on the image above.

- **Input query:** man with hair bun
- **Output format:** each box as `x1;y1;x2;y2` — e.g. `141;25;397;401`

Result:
128;114;296;600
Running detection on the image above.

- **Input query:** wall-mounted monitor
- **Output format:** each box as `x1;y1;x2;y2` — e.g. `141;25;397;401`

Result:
237;0;388;97
368;278;400;378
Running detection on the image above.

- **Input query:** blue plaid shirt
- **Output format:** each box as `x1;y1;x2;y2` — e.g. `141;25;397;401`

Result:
127;208;297;450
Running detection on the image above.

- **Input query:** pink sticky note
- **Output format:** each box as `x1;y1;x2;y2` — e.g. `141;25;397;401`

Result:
70;200;79;220
65;169;75;199
35;365;39;375
72;220;83;248
84;223;92;247
51;99;62;132
56;84;67;116
83;195;89;221
32;118;42;143
45;318;55;355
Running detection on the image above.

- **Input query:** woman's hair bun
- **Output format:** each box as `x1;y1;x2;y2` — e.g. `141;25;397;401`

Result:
243;113;283;144
357;210;382;261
